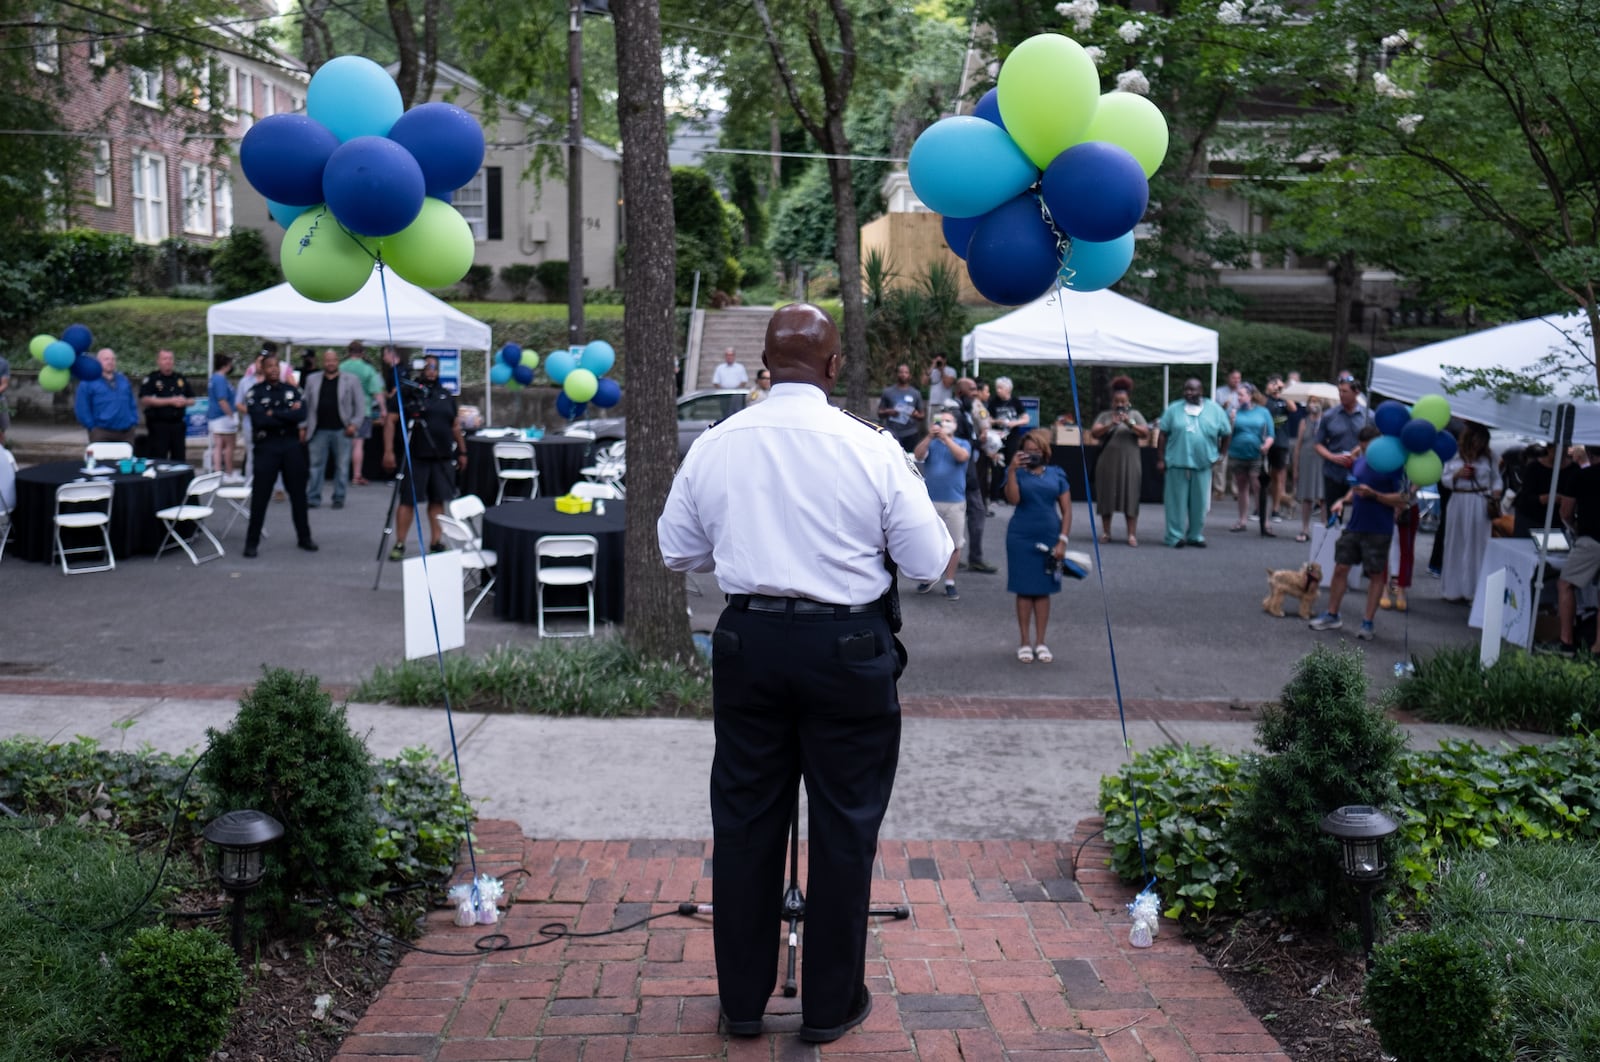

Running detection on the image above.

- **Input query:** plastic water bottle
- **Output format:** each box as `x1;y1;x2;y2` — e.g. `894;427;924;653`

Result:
595;500;606;516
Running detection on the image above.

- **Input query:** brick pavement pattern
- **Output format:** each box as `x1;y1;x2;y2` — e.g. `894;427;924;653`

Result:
333;820;1287;1061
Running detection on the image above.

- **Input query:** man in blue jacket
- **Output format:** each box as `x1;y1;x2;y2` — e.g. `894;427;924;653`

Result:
75;348;139;443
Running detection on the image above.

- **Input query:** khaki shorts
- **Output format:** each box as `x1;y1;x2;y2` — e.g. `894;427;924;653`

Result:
934;500;966;552
1335;530;1393;577
1561;535;1600;588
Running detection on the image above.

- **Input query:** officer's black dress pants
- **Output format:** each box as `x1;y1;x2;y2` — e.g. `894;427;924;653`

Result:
147;421;187;461
709;602;900;1029
246;435;312;547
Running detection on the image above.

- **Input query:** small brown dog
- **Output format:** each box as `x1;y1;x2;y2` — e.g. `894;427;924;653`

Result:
1263;562;1323;619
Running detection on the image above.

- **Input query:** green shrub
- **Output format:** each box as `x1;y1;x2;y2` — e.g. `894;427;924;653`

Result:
535;260;569;300
461;264;494;300
200;669;378;926
112;926;243;1062
1365;931;1511;1062
1226;645;1407;924
210;228;279;299
0;228;147;325
1386;645;1600;731
500;263;538;300
1214;318;1367;384
369;747;476;895
0;734;202;836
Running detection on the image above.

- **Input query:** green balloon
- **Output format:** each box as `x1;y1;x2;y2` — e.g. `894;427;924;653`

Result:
997;33;1102;168
1404;450;1443;487
379;199;475;290
519;349;540;370
506;379;523;391
29;334;55;360
1083;92;1169;178
1412;394;1451;429
281;207;374;303
563;368;598;403
38;365;71;392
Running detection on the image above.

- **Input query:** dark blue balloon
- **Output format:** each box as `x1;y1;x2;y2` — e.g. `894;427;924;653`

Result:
240;114;342;206
942;213;984;260
500;343;523;367
322;136;426;238
71;353;101;382
1039;141;1149;243
1400;416;1438;454
973;87;1006;130
386;103;487;196
511;364;534;386
431;190;453;205
1431;429;1458;462
591;377;622;409
964;194;1062;306
1374;399;1410;437
61;323;92;354
555;393;579;419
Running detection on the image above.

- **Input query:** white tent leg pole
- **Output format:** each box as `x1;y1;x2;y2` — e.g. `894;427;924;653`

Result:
1163;366;1169;408
485;348;492;427
1209;363;1216;400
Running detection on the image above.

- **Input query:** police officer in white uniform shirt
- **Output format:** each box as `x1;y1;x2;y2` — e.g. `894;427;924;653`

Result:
658;303;952;1044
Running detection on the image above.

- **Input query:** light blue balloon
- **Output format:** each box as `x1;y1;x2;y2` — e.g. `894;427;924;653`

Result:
544;348;577;385
1061;232;1135;292
268;199;309;228
1365;435;1408;475
306;55;404;142
43;340;76;370
579;340;616;376
907;116;1039;220
489;362;512;386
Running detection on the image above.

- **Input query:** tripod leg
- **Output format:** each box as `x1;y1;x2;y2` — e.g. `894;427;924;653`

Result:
372;472;405;590
782;807;803;998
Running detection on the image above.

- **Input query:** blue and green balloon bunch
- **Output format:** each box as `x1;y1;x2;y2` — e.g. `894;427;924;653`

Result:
1366;394;1456;486
239;55;486;303
489;340;621;421
908;33;1169;305
27;323;99;392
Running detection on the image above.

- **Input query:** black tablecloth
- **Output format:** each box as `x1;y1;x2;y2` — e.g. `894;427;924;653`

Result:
13;461;195;563
1050;446;1164;505
480;499;625;625
463;435;592;504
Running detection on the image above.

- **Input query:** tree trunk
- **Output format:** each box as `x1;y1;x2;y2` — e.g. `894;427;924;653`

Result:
1329;250;1357;378
612;0;692;662
824;143;868;413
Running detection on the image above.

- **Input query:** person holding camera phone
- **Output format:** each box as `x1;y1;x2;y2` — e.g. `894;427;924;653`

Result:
1089;377;1149;546
383;355;466;559
1003;428;1072;663
913;410;970;598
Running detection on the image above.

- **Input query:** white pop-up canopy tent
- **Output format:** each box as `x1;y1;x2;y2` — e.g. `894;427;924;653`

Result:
206;267;498;419
1370;312;1599;445
962;288;1220;404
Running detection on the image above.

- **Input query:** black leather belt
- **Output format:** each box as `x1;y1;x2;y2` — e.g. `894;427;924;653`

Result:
727;594;882;618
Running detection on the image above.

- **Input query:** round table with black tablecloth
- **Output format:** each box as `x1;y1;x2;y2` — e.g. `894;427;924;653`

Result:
12;461;195;563
481;499;626;625
463;435;593;504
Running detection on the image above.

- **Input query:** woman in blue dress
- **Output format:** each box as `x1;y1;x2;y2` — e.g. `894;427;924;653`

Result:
1003;428;1072;663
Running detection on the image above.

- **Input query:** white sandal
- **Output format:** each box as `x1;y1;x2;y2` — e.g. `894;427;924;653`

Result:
1016;645;1035;663
1034;645;1054;663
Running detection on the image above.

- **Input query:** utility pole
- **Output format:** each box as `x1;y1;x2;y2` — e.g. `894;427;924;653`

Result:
567;0;585;348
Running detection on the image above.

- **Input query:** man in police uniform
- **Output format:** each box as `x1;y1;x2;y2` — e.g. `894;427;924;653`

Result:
139;349;195;460
658;304;952;1044
383;355;466;558
242;353;317;558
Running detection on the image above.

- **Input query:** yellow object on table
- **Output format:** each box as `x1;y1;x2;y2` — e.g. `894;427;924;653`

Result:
554;494;593;514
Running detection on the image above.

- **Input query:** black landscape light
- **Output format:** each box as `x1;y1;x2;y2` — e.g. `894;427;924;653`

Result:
202;809;284;955
1320;804;1399;968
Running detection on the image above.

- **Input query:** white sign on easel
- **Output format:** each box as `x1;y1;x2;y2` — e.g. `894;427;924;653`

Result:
1480;568;1507;668
403;553;465;660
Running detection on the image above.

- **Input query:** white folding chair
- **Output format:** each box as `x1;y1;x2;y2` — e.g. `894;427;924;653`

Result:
492;441;540;504
447;494;486;547
535;534;597;637
570;481;620;501
87;441;134;462
561;427;597;441
0;447;16;564
436;514;497;620
52;480;116;574
154;471;226;565
579;441;627;497
214;476;258;539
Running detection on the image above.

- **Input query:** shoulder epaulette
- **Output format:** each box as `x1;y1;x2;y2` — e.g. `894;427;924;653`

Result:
842;409;890;434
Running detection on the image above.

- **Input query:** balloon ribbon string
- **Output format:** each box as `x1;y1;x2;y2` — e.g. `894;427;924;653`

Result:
1053;286;1151;887
379;263;480;898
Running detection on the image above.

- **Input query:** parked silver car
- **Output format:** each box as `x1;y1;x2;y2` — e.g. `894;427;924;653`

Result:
578;389;749;458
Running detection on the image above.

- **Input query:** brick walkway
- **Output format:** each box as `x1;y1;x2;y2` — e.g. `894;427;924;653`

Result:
334;820;1287;1062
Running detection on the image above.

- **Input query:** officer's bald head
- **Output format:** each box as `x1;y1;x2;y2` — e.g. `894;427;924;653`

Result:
764;303;840;389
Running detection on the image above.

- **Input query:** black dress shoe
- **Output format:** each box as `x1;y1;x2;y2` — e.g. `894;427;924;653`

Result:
242;544;258;558
721;1013;762;1037
799;983;872;1044
1185;539;1207;548
297;539;319;552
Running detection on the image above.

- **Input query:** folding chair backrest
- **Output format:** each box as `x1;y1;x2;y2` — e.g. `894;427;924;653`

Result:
56;481;115;509
493;441;535;463
436;515;477;550
571;482;619;501
87;442;133;461
448;495;486;522
185;471;224;503
0;447;16;514
537;534;597;563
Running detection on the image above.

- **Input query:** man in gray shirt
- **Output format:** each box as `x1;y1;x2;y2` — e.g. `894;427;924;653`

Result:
877;362;925;451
